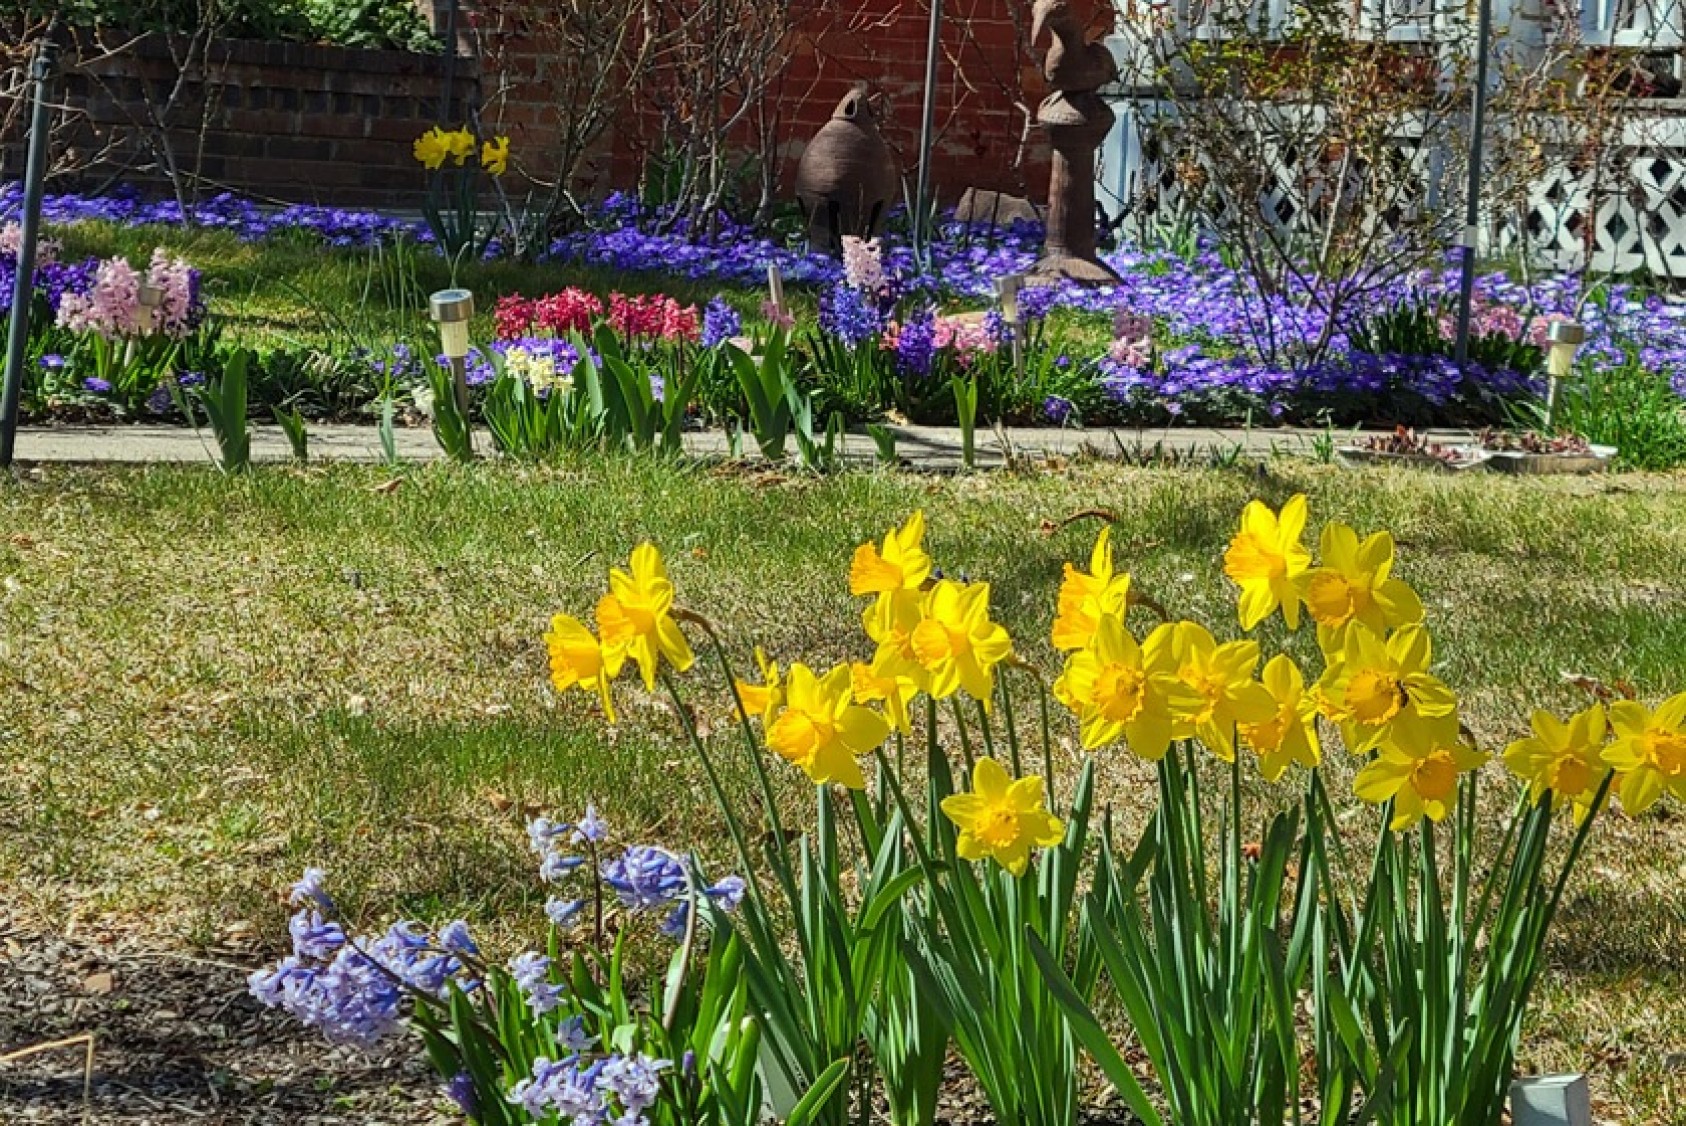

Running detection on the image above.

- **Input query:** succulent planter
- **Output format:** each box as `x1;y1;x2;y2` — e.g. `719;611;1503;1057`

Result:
1336;446;1492;472
1484;444;1616;475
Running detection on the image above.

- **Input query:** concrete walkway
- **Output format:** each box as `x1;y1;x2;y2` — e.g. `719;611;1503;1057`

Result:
8;422;1447;468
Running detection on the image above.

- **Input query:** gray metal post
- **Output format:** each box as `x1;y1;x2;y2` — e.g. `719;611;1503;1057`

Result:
913;0;944;261
0;38;58;470
1452;0;1494;369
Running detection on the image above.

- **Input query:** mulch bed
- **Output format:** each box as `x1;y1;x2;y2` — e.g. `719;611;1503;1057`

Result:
0;913;442;1125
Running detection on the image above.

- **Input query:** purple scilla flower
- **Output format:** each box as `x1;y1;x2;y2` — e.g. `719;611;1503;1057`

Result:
146;381;174;415
602;846;686;911
437;920;478;956
82;377;111;394
1018;283;1059;323
558;1013;596;1053
546;897;587;928
1044;395;1075;424
529;816;573;855
39;354;64;372
178;371;206;388
819;285;881;347
701;296;741;349
509;951;567;1015
600;1053;670;1116
573;804;608;844
659;875;749;939
288;909;346;960
290;868;335;912
445;1072;476;1117
541;852;587;883
894;311;937;378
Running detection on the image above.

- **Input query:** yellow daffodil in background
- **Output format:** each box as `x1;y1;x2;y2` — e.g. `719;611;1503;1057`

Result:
940;757;1065;876
544;613;617;722
443;126;476;166
1056;616;1201;760
1052;525;1133;651
734;646;783;725
1355;711;1486;829
1504;703;1608;822
596;543;695;690
851;654;920;735
413;126;450;169
910;580;1013;704
1316;622;1457;753
851;510;932;597
1167;621;1276;761
1603;691;1686;815
1223;493;1311;631
1301;522;1424;642
1238;654;1320;782
479;135;510;176
765;663;891;789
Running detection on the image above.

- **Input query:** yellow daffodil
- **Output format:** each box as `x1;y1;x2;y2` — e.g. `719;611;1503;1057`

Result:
733;646;782;725
596;543;695;691
909;580;1013;705
1167;621;1276;761
1300;522;1424;641
1504;703;1608;822
1603;691;1686;815
765;663;891;790
544;613;617;722
1316;622;1457;753
413;126;450;169
851;653;919;735
443;126;476;166
1055;616;1201;760
1354;711;1486;830
850;511;932;597
940;757;1065;876
1223;494;1311;631
479;135;510;176
863;587;925;675
1238;654;1320;782
1052;525;1132;651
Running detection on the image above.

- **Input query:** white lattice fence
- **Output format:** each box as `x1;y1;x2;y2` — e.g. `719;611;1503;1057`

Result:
1100;97;1686;278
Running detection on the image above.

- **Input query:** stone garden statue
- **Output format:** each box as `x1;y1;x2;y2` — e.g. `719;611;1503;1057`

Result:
1030;0;1121;283
795;84;898;255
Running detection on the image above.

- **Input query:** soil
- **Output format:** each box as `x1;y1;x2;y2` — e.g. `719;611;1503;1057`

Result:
0;913;442;1125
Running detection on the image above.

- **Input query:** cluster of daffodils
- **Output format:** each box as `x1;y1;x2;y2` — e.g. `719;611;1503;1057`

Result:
413;125;509;175
547;499;1686;882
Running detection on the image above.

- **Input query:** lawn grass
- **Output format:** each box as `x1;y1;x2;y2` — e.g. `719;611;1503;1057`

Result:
2;460;1684;1121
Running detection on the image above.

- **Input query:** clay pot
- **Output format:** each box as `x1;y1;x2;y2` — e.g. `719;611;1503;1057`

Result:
795;84;898;254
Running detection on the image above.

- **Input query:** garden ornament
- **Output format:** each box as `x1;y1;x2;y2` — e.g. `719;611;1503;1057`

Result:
1030;0;1122;284
795;84;898;255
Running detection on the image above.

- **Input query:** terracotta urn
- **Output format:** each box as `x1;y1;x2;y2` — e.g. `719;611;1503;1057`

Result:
795;84;898;255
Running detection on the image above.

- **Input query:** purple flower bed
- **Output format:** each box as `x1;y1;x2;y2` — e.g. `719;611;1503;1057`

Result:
7;181;1685;429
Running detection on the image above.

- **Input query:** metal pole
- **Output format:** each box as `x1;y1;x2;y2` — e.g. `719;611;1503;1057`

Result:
1452;0;1493;370
439;0;460;124
1;38;58;470
913;0;943;262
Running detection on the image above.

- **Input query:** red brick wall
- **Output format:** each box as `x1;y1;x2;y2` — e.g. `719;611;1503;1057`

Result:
47;35;476;207
31;2;1115;211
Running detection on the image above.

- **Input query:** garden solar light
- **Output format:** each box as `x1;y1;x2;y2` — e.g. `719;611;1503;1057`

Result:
1544;319;1585;428
430;288;475;361
430;287;475;426
1511;1074;1592;1126
997;273;1025;374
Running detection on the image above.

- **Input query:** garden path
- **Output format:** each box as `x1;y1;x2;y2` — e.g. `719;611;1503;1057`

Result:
8;424;1435;467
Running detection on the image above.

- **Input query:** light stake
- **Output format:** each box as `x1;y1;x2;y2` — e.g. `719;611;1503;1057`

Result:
996;273;1025;376
1543;319;1584;430
430;287;475;424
